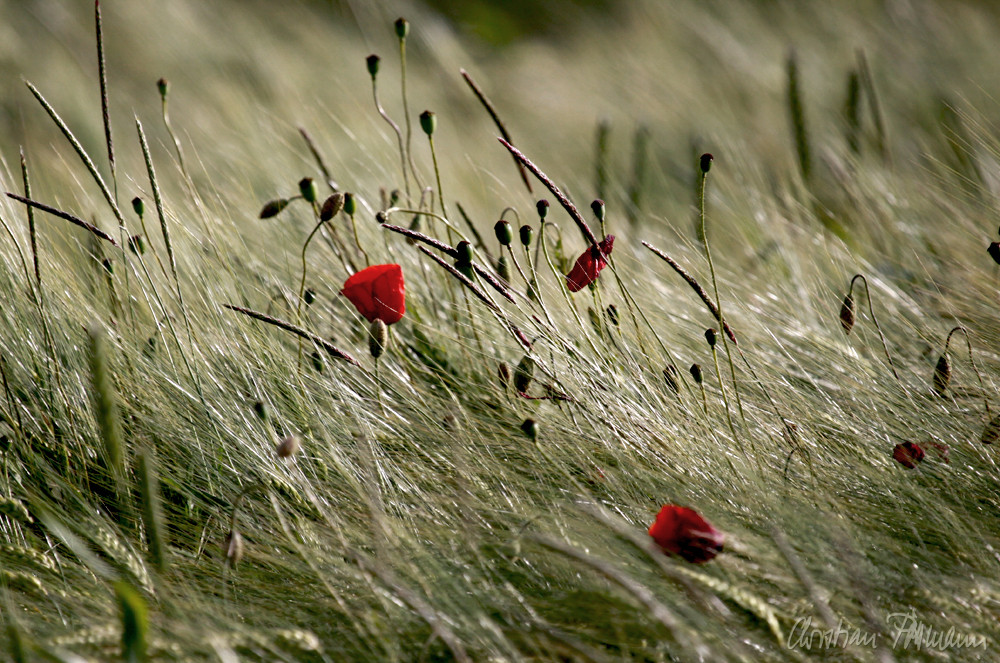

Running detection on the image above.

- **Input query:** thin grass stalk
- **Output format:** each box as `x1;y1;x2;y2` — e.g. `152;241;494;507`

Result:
95;0;116;201
299;127;337;191
857;49;889;165
461;69;532;193
945;326;991;415
786;50;811;181
595;119;610;201
369;65;410;202
398;27;424;194
223;304;360;366
849;274;901;383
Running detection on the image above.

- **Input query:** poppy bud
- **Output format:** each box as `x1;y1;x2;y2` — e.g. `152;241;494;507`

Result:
407;214;423;243
394;17;409;39
128;235;147;255
311;352;323;372
343;192;357;216
606;304;619;327
663;365;679;393
514;355;534;393
366;54;380;78
521;418;539;441
700;153;714;174
375;211;388;224
253;400;268;421
456;241;474;266
320;193;344;221
303;288;316;306
498;362;511;390
536;199;550;219
420;110;436;136
982;415;1000;445
276;435;300;459
932;353;951;397
989;242;1000;265
649;505;723;563
299;177;318;204
839;294;856;334
102;258;114;275
223;529;244;567
591;199;605;223
389;190;401;207
497;255;511;282
519;225;533;247
494;220;513;246
156;77;169;99
369;318;388;358
689;363;703;384
892;441;924;469
131;197;144;218
260;198;290;219
705;328;717;348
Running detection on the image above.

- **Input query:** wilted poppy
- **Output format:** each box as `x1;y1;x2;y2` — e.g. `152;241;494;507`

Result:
566;235;615;292
648;504;724;564
341;264;405;325
892;441;925;469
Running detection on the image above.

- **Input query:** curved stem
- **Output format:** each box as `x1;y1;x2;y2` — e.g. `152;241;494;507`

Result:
371;77;409;202
850;274;900;383
945;326;991;415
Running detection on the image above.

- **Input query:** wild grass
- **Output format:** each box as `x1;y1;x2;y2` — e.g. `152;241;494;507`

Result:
3;0;1000;661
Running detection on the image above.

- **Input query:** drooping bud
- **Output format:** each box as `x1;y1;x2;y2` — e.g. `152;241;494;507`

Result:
375;211;388;224
591;199;605;223
932;353;951;397
689;363;704;384
131;197;145;217
366;54;380;78
494;220;513;246
128;235;147;255
498;362;511;390
223;529;244;567
303;288;316;306
369;319;388;359
536;199;550;219
156;78;169;99
320;193;344;221
253;400;268;421
839;294;856;334
310;351;323;373
102;258;114;275
456;240;474;265
420;110;436;136
389;190;401;207
705;328;717;348
520;418;539;441
519;224;533;247
700;153;714;173
394;17;409;39
259;198;290;219
299;177;318;204
514;355;535;393
276;435;301;459
343;192;357;216
988;242;1000;265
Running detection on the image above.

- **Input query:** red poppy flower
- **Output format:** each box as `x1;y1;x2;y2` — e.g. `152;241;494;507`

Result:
648;504;723;564
892;441;925;469
341;264;405;325
566;235;615;292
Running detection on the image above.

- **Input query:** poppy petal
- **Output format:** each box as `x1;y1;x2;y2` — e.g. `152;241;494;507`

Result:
648;504;723;564
341;264;405;325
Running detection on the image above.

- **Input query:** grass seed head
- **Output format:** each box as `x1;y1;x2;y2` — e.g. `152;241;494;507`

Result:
369;319;388;359
320;193;344;221
839;293;856;334
260;198;290;219
932;353;951;397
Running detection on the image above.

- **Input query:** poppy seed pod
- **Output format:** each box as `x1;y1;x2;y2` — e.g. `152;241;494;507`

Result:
649;505;723;564
369;318;388;358
320;193;344;221
342;264;406;325
156;77;169;99
989;242;1000;265
536;199;550;219
131;197;144;217
932;353;951;397
498;362;511;390
893;441;924;469
375;211;388;224
343;192;356;216
366;54;380;77
519;224;533;247
514;355;534;393
260;198;290;219
494;220;513;246
705;328;717;348
420;110;436;136
223;529;244;567
839;294;856;334
700;153;714;173
689;363;703;384
394;17;409;39
276;435;300;459
591;199;606;223
299;177;318;204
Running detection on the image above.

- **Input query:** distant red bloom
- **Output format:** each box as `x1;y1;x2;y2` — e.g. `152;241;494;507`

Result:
566;235;615;292
892;441;925;469
648;504;723;564
341;264;405;325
